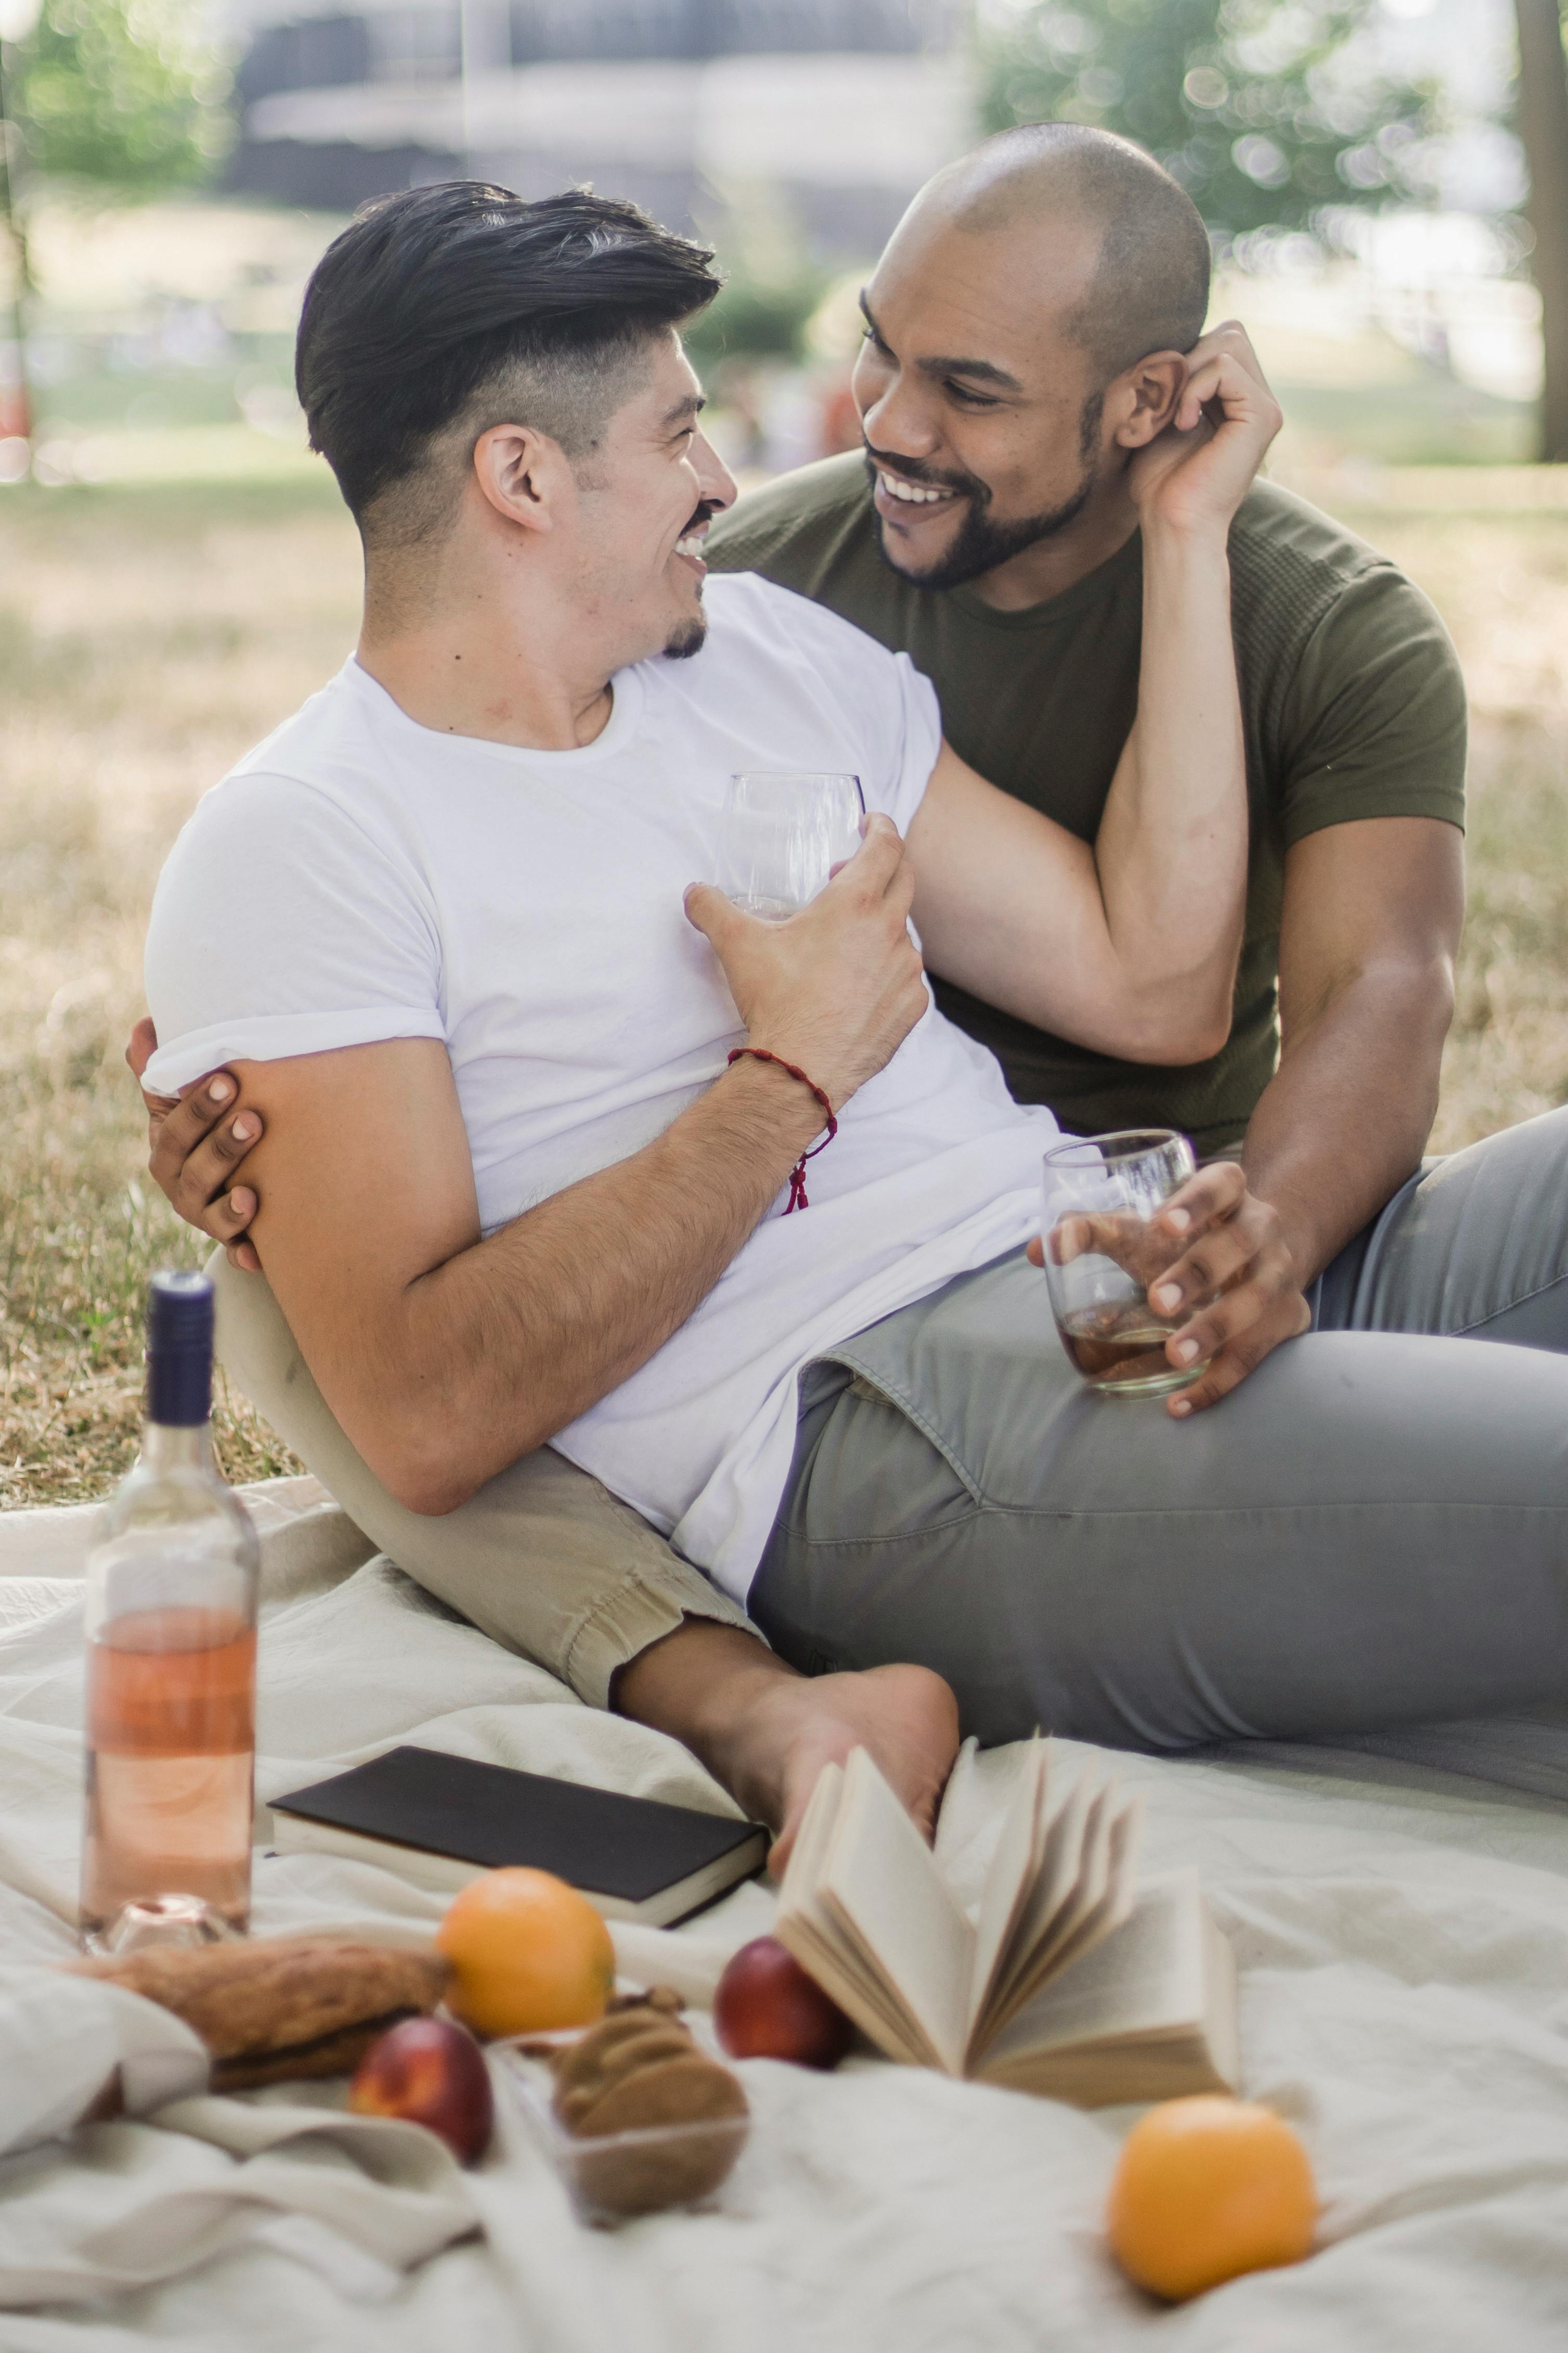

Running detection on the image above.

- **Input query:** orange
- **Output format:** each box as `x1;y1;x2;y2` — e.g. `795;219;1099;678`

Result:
436;1867;615;2038
1107;2095;1316;2303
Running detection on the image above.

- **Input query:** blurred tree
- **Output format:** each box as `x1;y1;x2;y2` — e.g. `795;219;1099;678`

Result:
683;268;827;366
0;4;39;441
0;0;230;453
9;0;230;193
978;0;1441;237
1513;0;1568;460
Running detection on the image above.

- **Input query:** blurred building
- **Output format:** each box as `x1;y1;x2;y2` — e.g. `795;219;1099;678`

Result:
222;0;974;254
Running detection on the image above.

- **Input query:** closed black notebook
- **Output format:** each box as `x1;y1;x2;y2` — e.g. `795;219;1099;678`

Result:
269;1745;768;1926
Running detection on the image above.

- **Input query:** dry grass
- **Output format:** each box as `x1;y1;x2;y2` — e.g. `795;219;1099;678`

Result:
2;479;1566;1509
1363;511;1568;1150
1;479;361;1506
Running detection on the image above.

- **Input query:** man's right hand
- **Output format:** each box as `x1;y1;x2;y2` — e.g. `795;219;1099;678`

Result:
683;814;927;1110
131;817;925;1272
126;1015;264;1272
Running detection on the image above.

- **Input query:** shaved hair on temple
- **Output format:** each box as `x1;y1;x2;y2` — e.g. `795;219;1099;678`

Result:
295;182;722;546
944;124;1212;384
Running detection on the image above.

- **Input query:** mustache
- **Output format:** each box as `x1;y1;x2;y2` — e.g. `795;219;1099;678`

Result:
861;440;990;509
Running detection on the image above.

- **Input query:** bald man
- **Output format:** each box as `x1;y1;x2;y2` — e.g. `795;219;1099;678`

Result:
705;123;1469;1409
139;136;1568;1853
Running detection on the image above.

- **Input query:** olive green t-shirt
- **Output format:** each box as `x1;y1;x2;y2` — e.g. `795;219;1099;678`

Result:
704;455;1466;1155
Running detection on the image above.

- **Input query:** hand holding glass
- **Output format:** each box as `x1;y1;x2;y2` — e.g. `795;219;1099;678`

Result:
716;773;865;920
1040;1130;1216;1398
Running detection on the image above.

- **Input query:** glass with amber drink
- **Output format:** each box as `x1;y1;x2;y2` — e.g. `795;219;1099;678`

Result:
1040;1130;1215;1399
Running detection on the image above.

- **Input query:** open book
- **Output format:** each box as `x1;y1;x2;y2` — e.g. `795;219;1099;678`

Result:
776;1742;1238;2107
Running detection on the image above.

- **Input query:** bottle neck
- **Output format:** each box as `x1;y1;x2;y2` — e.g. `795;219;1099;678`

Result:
147;1339;211;1429
139;1421;215;1477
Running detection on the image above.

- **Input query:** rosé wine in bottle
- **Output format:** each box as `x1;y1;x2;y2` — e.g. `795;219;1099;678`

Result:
79;1271;260;1954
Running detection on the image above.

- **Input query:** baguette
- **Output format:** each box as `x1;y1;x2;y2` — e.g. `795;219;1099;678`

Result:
70;1935;450;2090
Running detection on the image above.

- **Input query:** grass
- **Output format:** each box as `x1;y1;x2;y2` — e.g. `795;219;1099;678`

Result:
3;473;1567;1510
1;477;358;1507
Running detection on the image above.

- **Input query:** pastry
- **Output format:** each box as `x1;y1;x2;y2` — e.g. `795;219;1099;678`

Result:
549;1995;749;2217
69;1936;451;2090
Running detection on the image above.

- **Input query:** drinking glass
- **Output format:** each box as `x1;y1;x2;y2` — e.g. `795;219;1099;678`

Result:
1040;1130;1215;1399
717;773;865;921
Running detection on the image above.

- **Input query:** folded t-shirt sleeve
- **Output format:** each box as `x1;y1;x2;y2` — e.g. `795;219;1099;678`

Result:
872;649;944;838
798;594;942;834
143;770;444;1094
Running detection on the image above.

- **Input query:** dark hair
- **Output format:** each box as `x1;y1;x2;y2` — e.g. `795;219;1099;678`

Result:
295;182;721;531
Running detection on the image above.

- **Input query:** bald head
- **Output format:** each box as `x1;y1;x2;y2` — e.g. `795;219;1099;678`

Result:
917;124;1211;384
854;125;1215;595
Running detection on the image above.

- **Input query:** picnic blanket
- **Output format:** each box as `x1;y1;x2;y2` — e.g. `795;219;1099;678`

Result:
2;1475;1568;2349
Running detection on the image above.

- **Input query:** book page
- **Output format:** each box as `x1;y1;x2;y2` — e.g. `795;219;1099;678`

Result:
975;1769;1097;2038
976;1877;1238;2106
777;1758;844;1911
1027;1775;1117;1974
976;1784;1143;2053
964;1739;1051;2043
1027;1792;1143;1987
977;1873;1208;2069
775;1765;936;2065
817;1747;976;2075
781;1902;934;2061
1201;1906;1242;2092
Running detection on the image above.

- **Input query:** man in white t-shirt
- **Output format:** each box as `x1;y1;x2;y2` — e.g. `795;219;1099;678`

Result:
138;182;1568;1859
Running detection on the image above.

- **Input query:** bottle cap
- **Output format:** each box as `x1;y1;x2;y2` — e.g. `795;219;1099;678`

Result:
146;1271;214;1427
147;1269;215;1355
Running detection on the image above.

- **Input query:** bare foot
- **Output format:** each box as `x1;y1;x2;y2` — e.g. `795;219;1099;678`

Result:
613;1621;960;1874
740;1661;961;1875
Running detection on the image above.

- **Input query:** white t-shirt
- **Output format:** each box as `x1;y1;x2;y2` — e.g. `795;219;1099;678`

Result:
145;574;1059;1602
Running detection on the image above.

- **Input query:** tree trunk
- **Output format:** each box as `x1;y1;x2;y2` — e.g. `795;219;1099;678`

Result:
1515;0;1568;460
0;36;33;446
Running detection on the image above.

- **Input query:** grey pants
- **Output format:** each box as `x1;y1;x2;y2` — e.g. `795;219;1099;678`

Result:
751;1108;1568;1751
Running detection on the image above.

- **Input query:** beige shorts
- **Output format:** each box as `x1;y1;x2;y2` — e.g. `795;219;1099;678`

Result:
211;1255;760;1709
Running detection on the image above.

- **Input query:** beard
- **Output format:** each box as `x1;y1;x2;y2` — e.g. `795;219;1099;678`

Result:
663;612;707;660
662;496;717;659
865;392;1104;593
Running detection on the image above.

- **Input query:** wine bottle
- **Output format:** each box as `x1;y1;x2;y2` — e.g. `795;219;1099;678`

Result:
79;1270;260;1955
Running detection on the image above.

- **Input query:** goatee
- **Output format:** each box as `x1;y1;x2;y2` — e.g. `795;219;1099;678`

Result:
865;392;1104;593
663;615;707;661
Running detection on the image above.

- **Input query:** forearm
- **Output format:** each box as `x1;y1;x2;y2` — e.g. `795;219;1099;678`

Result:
1241;963;1452;1284
909;522;1249;1066
1092;519;1248;1048
342;1056;823;1512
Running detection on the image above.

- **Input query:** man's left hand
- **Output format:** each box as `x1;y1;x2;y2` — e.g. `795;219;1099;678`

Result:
1125;321;1282;541
1027;1160;1311;1415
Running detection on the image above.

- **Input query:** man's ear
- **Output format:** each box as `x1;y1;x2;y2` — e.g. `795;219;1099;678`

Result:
471;420;572;534
1106;351;1187;452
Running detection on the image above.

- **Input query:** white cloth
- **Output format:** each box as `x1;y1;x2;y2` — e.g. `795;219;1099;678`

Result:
0;2045;478;2308
142;575;1059;1600
7;1483;1568;2344
0;1971;209;2157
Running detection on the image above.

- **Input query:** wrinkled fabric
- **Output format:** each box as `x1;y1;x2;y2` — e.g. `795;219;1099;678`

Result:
1;1482;1567;2347
0;1974;208;2159
0;2088;478;2306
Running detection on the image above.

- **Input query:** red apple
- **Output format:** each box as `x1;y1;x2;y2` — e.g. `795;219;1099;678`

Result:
348;2014;494;2164
713;1936;855;2070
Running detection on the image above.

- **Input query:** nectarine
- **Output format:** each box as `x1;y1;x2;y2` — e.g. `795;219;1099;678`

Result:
348;2015;494;2165
714;1937;854;2069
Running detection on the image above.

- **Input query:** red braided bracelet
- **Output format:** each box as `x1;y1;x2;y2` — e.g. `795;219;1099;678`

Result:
727;1047;837;1213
